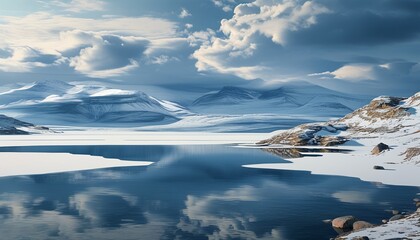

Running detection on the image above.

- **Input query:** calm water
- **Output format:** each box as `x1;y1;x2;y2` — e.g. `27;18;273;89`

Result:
0;145;418;240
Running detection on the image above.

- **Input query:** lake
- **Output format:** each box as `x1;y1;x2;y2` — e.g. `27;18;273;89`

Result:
0;145;417;240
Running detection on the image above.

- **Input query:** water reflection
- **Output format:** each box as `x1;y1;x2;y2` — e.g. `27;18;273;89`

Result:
0;145;417;240
263;147;352;159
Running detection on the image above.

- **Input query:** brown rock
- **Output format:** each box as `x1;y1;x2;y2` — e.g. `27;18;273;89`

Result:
371;143;390;155
353;221;374;231
332;216;357;230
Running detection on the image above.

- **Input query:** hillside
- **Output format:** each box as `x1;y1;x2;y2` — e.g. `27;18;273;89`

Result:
0;81;192;126
191;82;368;116
0;114;51;134
258;92;420;149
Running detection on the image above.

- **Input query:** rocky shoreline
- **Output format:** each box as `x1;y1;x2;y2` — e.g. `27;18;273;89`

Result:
331;196;420;240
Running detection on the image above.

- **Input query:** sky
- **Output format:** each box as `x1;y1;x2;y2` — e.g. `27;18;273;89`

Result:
0;0;419;98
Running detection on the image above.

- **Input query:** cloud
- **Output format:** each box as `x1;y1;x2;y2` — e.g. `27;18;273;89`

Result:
67;32;149;77
0;12;183;77
187;0;420;95
192;0;330;79
150;55;180;65
179;8;192;18
0;46;61;72
212;0;236;12
310;61;418;82
38;0;107;13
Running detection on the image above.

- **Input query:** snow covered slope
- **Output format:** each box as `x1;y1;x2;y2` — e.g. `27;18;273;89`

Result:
259;92;420;146
0;81;192;126
191;82;368;116
0;114;51;134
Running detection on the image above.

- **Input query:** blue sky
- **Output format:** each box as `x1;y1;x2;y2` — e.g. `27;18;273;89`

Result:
0;0;419;97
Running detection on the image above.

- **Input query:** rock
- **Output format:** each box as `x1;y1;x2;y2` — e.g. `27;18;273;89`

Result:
416;202;420;208
371;143;390;155
389;214;404;221
353;221;374;231
392;210;400;215
351;237;369;240
382;219;388;224
373;165;385;170
332;216;357;230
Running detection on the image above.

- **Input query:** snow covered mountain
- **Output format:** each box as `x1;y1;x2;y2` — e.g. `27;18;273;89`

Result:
259;92;420;147
0;114;51;134
191;82;368;116
0;81;192;126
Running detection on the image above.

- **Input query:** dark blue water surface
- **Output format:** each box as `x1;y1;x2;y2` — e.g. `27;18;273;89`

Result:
0;145;417;240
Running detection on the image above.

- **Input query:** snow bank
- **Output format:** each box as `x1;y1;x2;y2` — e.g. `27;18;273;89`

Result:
0;152;153;178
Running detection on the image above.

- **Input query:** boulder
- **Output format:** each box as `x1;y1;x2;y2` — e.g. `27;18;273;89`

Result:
389;214;404;221
353;221;374;231
332;216;357;230
371;143;390;155
351;237;369;240
373;165;385;170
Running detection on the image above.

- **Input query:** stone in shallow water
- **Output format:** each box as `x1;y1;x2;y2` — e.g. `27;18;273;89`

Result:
332;216;357;230
389;214;404;221
353;221;374;231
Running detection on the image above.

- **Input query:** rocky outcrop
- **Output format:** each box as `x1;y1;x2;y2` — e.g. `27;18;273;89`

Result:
258;92;419;146
0;114;50;134
257;123;348;146
402;147;420;163
371;143;390;155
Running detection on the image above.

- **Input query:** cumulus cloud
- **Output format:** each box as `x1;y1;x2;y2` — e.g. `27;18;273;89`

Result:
66;32;149;77
212;0;236;12
0;12;182;77
179;8;192;18
192;0;330;79
187;0;420;95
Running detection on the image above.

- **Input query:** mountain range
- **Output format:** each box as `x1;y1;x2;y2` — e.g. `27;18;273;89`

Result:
0;80;370;130
0;81;191;126
191;82;368;115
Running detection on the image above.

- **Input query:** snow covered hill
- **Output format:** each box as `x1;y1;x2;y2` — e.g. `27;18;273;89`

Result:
0;114;51;134
191;82;368;116
0;81;192;126
259;92;420;146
